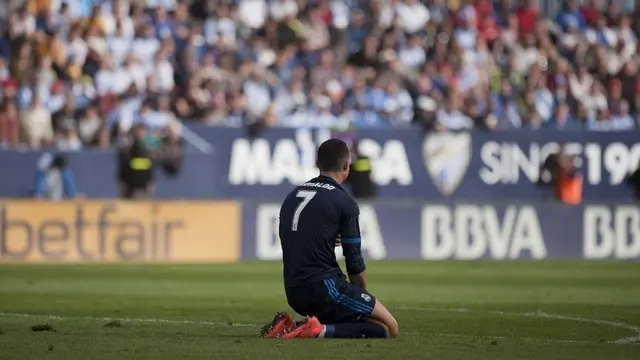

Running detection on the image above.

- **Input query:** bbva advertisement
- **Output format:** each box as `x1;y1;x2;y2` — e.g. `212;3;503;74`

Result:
242;202;640;261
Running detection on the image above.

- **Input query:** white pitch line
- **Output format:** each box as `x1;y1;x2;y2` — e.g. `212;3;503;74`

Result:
403;332;597;344
400;307;640;344
0;312;256;328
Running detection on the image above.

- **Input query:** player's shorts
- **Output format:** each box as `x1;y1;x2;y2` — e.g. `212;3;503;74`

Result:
285;274;377;324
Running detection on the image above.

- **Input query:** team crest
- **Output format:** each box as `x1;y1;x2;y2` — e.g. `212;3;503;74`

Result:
361;293;371;302
423;132;472;196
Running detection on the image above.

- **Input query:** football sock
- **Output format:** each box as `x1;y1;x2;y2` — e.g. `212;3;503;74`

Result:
317;325;327;338
323;322;389;339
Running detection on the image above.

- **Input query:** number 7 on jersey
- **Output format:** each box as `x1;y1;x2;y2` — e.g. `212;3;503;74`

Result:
292;190;317;231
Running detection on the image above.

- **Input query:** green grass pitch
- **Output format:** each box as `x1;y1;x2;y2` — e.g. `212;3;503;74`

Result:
0;261;639;360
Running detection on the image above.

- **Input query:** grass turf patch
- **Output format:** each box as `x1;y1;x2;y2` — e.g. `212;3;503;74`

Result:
0;261;638;360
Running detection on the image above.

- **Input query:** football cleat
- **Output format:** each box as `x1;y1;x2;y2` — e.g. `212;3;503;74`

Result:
259;312;296;338
281;316;324;339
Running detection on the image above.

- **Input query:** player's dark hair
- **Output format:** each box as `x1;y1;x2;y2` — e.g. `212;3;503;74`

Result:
316;138;350;172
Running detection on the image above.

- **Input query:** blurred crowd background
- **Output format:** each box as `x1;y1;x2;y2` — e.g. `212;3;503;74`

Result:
0;0;639;151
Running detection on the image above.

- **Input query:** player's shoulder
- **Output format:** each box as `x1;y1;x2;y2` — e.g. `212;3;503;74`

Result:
340;193;360;215
281;187;302;208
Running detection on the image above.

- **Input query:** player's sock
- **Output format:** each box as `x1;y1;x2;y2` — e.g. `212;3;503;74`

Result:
323;322;389;339
317;325;327;338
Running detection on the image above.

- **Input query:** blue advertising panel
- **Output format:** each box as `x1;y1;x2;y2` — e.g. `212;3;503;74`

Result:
0;127;638;201
192;126;640;201
241;201;640;260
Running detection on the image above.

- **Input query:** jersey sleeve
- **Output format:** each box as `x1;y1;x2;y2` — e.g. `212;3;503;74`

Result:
339;199;366;275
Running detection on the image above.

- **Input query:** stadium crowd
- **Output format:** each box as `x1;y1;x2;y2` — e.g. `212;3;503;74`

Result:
0;0;639;150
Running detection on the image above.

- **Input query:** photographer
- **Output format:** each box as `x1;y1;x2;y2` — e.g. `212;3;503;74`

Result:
627;160;640;202
156;123;184;178
117;124;155;199
117;123;184;199
539;145;583;205
345;140;376;199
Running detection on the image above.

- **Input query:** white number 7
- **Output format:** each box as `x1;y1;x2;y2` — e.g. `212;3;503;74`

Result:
292;190;317;231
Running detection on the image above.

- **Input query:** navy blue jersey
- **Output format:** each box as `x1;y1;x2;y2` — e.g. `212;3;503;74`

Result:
279;175;365;288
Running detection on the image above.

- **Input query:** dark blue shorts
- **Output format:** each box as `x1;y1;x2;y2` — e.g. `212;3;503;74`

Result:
285;275;376;324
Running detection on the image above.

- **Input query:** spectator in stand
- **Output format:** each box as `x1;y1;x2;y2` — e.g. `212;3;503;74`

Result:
550;102;581;130
581;0;603;28
437;92;474;130
517;0;540;36
0;99;19;147
56;119;83;151
396;0;430;34
77;104;101;145
20;89;53;148
0;0;638;152
556;0;586;32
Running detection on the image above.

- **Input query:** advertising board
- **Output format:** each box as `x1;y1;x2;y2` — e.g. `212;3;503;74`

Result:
195;127;640;201
242;201;640;260
0;201;240;263
1;128;638;201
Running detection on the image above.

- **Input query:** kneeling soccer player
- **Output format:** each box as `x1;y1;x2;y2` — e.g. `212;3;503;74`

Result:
259;138;399;339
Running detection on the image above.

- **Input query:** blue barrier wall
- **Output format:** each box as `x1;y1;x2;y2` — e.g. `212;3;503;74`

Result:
0;150;220;199
1;128;639;200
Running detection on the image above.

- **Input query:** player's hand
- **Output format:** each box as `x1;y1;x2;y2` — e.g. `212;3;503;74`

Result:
335;235;342;247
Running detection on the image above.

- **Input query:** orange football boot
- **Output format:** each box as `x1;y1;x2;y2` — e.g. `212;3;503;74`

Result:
282;316;325;339
259;312;296;338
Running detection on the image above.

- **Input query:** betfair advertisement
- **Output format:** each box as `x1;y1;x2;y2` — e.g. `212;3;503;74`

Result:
0;201;240;263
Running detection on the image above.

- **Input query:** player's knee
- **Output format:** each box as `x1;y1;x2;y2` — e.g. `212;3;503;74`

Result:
371;301;398;337
387;317;399;338
378;316;399;338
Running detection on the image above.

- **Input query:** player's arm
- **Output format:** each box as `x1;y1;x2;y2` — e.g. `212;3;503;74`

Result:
339;201;367;290
348;265;367;290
